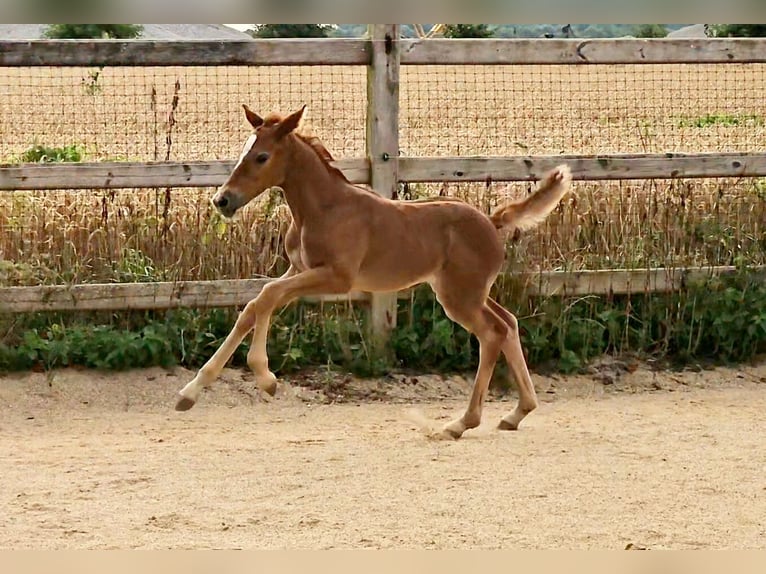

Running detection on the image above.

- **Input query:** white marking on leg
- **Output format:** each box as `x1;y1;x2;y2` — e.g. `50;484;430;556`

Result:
178;371;210;402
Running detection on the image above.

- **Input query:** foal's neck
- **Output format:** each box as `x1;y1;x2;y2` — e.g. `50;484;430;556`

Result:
280;136;348;225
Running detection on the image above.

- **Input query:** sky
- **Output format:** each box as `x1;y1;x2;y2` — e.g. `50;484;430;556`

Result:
224;24;254;31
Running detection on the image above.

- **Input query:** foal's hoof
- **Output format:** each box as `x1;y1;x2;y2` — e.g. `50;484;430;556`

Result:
427;428;461;441
175;395;196;411
433;421;466;441
498;419;519;431
255;372;278;396
441;428;463;440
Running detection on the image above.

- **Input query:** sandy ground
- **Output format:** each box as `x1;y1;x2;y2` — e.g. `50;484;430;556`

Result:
1;360;765;550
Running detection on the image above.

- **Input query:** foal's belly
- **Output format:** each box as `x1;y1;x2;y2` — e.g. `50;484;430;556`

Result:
352;232;444;292
352;268;434;293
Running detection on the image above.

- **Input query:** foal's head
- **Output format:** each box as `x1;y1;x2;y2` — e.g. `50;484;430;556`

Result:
212;104;306;218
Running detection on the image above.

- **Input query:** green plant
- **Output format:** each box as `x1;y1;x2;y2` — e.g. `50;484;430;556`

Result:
43;24;143;39
632;24;668;38
82;68;103;96
678;113;763;128
248;25;332;38
752;179;766;201
18;144;83;163
112;248;159;283
705;24;766;37
443;25;494;38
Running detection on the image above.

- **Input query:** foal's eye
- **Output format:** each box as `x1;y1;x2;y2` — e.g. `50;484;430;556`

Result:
255;152;269;164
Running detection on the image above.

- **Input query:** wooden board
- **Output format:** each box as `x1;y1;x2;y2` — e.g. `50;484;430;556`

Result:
3;38;765;68
0;278;370;313
398;153;766;182
400;38;766;65
4;153;763;191
0;39;370;67
521;266;766;296
0;159;370;190
2;267;763;314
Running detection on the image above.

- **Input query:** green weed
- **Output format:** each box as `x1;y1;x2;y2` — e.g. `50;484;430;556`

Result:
17;144;84;163
678;113;763;128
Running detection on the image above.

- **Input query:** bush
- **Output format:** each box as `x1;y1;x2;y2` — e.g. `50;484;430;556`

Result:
248;25;332;38
2;268;765;376
443;25;494;39
18;144;83;163
633;24;668;38
43;25;143;39
705;25;766;37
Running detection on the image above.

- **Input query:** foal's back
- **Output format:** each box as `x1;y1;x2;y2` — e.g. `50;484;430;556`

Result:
345;188;505;293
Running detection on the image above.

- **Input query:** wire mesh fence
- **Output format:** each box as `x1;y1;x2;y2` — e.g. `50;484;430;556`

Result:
0;65;366;162
1;56;766;288
400;64;766;157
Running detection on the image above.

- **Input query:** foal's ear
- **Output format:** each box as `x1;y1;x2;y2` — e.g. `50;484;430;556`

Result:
243;104;264;128
275;105;306;139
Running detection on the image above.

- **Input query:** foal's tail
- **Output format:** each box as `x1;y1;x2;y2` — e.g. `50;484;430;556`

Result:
490;164;572;232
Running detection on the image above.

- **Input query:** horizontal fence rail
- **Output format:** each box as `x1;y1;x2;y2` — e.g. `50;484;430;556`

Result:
4;153;766;190
3;38;766;68
2;266;763;314
0;39;370;67
398;153;766;182
0;159;369;190
400;38;766;65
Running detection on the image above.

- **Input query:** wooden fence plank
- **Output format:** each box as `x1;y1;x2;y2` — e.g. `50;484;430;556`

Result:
0;39;370;67
4;152;766;191
3;38;766;68
398;153;766;182
0;159;370;190
2;267;763;314
401;38;766;65
0;279;270;313
522;266;766;296
0;278;369;313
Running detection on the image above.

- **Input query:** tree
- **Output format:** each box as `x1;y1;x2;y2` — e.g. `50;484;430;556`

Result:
248;24;332;38
328;24;368;38
705;24;766;37
44;24;143;39
633;24;668;38
442;25;493;38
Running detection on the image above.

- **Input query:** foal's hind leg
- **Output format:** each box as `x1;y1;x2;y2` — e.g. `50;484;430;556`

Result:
434;291;509;439
486;298;539;430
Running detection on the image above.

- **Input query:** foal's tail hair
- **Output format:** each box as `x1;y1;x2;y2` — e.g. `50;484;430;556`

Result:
490;164;572;232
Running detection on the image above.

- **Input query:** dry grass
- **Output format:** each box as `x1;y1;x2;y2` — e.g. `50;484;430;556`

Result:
1;64;765;286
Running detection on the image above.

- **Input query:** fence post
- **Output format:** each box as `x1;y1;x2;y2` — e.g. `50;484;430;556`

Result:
366;24;400;350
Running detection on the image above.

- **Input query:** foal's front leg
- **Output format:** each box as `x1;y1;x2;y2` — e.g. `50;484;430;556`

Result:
175;294;264;410
245;267;353;396
175;267;351;410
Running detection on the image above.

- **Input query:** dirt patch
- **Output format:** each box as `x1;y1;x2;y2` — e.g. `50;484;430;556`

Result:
1;361;765;549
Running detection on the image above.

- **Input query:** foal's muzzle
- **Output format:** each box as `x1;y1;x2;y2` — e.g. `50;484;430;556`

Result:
211;189;238;218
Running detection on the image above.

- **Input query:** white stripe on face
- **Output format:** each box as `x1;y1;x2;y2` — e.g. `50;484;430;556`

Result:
234;134;257;169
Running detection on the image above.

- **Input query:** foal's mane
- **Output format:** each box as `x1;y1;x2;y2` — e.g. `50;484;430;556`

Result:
263;112;351;184
295;133;351;184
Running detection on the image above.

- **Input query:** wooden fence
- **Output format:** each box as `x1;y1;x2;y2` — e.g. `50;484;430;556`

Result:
2;26;766;339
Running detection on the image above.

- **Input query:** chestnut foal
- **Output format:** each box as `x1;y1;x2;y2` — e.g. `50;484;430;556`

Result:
176;105;572;439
